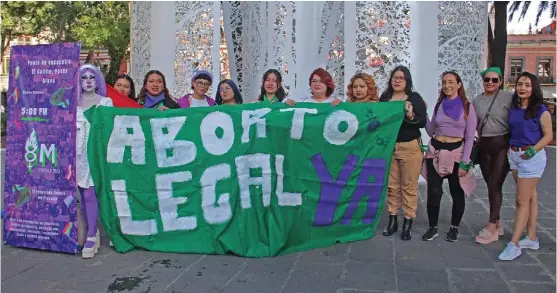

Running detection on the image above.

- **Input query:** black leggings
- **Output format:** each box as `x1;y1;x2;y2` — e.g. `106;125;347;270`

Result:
426;139;466;227
478;134;510;224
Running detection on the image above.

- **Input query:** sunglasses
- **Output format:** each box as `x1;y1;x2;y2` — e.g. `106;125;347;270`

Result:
483;77;500;83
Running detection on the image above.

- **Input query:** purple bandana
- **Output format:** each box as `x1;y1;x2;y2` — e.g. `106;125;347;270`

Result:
442;96;463;120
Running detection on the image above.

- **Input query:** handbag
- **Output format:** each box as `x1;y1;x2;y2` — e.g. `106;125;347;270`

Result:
470;91;499;165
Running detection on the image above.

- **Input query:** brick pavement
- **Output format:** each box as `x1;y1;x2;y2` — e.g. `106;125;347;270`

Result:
1;148;555;293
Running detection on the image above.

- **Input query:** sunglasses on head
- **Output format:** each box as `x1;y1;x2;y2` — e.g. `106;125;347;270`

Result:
483;77;500;83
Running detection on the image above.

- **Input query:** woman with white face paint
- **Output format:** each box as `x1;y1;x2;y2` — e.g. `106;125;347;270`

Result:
76;64;113;259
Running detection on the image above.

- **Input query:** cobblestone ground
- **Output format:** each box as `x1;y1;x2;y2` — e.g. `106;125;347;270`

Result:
1;148;555;293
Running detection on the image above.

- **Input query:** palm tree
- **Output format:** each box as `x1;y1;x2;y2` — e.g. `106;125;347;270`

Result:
488;1;556;83
508;1;557;26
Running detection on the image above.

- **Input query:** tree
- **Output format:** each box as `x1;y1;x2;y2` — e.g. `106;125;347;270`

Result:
2;2;130;85
71;2;130;84
0;1;43;63
508;1;557;26
488;1;510;83
488;1;556;83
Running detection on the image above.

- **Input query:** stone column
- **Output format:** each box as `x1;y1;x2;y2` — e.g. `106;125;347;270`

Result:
409;1;439;182
409;1;439;144
150;2;176;94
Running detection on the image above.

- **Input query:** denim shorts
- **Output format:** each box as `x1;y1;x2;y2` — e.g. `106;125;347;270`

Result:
508;148;547;179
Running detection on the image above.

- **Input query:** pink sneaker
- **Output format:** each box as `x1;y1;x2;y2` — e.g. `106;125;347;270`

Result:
475;229;499;244
478;226;504;236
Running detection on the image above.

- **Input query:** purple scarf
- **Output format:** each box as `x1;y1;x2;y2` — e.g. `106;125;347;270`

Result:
144;93;166;108
442;96;464;120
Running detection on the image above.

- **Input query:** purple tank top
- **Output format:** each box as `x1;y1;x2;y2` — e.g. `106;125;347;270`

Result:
509;104;549;147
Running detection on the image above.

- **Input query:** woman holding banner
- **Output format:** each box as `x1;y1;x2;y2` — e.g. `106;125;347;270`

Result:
257;69;288;103
113;74;137;102
137;70;179;110
379;66;427;241
284;68;341;106
177;69;217;108
215;79;243;105
76;64;113;258
346;72;379;103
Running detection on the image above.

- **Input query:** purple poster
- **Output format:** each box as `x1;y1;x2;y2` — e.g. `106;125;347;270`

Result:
3;43;81;254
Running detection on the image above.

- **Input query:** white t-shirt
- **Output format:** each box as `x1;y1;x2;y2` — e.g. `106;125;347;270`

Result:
298;96;336;103
190;98;210;108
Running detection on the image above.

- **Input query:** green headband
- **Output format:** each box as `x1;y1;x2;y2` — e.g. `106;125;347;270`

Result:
480;67;502;78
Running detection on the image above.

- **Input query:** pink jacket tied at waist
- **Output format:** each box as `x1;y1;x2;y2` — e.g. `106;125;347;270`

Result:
420;141;476;197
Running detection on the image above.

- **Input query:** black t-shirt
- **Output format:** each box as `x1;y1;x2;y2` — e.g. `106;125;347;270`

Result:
380;92;428;142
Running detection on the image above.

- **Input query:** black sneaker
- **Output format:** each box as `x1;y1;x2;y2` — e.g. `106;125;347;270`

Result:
446;226;459;242
421;227;438;241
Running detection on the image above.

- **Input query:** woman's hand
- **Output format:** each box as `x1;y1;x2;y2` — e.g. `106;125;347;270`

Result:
158;106;169;111
520;147;537;160
458;161;470;177
330;98;342;107
285;99;296;106
405;101;414;119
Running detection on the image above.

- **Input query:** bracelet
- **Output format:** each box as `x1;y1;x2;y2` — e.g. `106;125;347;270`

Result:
458;161;471;171
524;147;537;158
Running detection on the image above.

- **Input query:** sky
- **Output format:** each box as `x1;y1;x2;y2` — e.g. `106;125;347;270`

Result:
506;0;556;34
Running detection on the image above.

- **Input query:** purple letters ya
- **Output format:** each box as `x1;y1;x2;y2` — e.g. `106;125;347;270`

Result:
341;158;386;225
311;153;386;226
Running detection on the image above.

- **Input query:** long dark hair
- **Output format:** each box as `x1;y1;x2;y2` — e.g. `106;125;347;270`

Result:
136;70;171;105
435;71;471;120
512;72;545;120
215;79;243;105
114;74;136;101
258;69;286;102
380;65;413;101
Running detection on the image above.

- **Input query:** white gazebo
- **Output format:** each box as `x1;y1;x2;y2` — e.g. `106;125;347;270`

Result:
130;0;488;139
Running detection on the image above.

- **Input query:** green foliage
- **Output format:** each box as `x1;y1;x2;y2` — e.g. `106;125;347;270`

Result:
2;1;130;84
508;1;556;26
1;1;43;58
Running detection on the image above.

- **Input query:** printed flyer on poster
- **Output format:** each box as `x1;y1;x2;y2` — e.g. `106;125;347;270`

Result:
3;43;81;254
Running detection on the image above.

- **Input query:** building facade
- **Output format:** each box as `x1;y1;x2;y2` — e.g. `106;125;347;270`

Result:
505;21;556;85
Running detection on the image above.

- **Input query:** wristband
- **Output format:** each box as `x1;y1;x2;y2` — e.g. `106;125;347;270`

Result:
459;161;471;171
524;147;537;158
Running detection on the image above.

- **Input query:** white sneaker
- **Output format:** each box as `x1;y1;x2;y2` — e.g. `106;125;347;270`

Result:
109;241;114;247
498;242;522;261
82;230;100;259
518;236;539;250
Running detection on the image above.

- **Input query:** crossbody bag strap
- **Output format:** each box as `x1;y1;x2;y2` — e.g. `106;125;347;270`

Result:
478;90;499;137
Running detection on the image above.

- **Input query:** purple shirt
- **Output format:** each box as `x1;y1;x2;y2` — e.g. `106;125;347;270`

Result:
426;102;477;163
509;104;549;147
176;94;216;108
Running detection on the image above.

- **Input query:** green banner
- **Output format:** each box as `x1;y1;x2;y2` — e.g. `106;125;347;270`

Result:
87;102;405;257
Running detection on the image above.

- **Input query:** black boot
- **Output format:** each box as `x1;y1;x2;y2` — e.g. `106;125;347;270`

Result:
383;215;398;236
400;218;413;241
